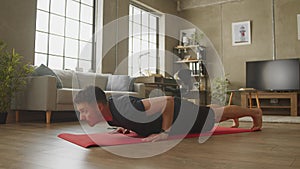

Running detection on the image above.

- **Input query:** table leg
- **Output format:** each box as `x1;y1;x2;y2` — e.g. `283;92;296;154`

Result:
16;111;20;122
255;92;261;109
248;92;253;109
291;94;297;116
228;92;234;105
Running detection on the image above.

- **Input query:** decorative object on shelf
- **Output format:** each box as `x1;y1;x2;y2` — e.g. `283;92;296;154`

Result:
232;21;251;46
175;28;205;60
180;28;196;46
0;41;34;124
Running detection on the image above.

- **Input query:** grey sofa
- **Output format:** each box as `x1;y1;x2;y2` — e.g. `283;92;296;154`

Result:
11;67;145;124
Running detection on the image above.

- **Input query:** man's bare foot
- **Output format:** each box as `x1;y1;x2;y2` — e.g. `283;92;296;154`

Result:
251;108;263;131
231;118;239;128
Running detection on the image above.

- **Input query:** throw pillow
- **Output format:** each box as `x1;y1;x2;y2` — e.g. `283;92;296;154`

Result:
106;75;131;91
33;64;63;88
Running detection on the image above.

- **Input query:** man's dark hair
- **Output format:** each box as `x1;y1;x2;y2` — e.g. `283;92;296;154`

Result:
74;86;107;104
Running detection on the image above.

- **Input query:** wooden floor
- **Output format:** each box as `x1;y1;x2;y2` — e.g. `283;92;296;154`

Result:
0;121;299;169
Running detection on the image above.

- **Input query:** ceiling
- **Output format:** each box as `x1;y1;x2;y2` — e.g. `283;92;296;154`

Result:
174;0;241;11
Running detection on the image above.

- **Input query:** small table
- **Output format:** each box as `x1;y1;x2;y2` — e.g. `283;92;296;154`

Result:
228;88;261;109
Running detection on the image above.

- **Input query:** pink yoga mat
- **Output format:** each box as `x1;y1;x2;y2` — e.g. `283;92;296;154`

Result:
58;126;253;148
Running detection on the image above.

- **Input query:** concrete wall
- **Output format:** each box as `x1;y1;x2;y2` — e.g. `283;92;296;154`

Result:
179;0;300;93
0;0;36;64
275;0;300;58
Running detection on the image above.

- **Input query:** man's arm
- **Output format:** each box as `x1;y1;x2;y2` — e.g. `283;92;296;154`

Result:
141;96;174;141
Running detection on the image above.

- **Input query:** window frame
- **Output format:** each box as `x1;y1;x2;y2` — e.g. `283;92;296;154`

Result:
34;0;96;72
128;3;160;77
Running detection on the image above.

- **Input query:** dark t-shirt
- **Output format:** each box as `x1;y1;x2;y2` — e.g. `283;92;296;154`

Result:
107;95;215;137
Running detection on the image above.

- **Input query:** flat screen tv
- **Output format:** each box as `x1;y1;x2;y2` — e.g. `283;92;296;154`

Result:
246;58;300;91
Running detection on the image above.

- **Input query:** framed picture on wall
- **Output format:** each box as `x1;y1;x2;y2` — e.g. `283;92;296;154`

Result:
180;28;196;46
297;14;300;40
232;21;251;46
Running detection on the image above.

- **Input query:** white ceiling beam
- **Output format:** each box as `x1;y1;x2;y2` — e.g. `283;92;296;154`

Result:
177;0;242;11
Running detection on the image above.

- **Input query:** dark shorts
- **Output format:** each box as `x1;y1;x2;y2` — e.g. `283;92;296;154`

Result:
170;97;215;135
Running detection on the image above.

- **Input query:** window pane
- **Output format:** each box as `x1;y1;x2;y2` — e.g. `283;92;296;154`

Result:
81;4;93;24
141;26;149;41
82;0;93;6
49;35;64;56
140;53;148;70
142;11;148;26
65;58;78;70
133;7;141;23
149;32;156;43
37;0;49;11
128;36;132;52
50;14;65;36
141;40;148;52
79;60;91;72
131;53;139;75
133;37;140;54
149;43;156;50
132;23;141;36
36;10;49;32
51;0;65;16
149;48;157;68
80;41;92;60
80;23;93;42
149;56;156;72
34;53;47;66
66;19;79;38
129;21;133;36
65;38;79;58
48;55;63;70
149;15;157;29
66;0;80;20
35;32;48;53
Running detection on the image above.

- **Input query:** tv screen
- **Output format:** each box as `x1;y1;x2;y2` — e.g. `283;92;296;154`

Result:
246;59;300;91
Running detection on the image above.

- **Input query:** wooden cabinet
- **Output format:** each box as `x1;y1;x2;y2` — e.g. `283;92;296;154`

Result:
241;91;299;116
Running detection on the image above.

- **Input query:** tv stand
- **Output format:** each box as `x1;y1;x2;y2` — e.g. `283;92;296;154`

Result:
241;91;298;116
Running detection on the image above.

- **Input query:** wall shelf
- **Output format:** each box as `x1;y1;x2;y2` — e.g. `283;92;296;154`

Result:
173;44;208;105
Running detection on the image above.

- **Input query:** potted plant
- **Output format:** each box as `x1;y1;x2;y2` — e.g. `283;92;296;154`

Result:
0;41;34;124
210;75;230;106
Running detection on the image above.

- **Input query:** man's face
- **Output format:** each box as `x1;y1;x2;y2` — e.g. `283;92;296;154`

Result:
76;102;103;127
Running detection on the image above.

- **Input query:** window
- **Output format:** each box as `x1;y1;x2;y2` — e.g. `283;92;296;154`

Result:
35;0;95;72
128;4;159;77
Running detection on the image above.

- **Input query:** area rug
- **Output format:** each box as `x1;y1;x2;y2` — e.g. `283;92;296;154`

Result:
239;115;300;124
58;126;253;148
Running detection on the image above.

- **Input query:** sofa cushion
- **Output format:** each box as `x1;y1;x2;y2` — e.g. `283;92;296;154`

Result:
106;75;133;91
57;88;81;104
53;69;79;88
129;77;136;91
76;72;109;89
33;64;63;88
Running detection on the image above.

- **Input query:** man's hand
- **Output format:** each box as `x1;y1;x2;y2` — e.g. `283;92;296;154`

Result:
142;132;169;142
109;127;130;134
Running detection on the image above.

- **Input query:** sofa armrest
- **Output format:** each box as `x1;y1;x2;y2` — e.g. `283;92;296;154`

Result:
11;76;57;111
133;83;145;98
